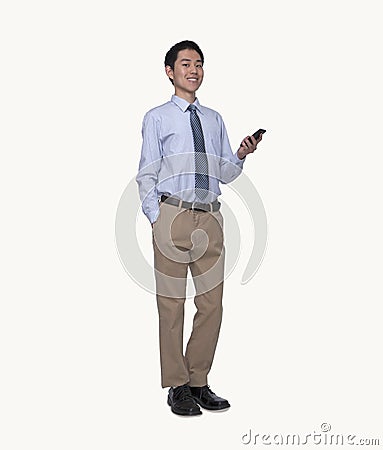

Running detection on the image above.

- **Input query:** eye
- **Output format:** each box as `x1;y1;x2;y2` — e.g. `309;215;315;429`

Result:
182;63;190;67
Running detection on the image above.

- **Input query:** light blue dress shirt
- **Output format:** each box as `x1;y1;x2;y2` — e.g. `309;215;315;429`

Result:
136;95;245;223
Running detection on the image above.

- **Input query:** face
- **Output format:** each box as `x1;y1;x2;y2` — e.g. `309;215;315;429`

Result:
165;49;204;99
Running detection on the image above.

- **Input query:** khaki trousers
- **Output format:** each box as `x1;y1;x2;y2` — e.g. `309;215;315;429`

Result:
152;200;225;388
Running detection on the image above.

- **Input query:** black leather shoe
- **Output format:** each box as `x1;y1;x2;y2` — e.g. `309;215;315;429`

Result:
189;385;230;410
167;384;202;416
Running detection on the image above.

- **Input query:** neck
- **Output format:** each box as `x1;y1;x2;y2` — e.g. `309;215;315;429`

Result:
174;89;196;104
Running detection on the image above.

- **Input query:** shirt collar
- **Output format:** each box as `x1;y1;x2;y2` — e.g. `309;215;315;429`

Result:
171;95;204;114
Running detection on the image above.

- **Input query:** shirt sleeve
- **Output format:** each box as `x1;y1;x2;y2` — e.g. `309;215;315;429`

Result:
219;115;245;184
135;112;162;224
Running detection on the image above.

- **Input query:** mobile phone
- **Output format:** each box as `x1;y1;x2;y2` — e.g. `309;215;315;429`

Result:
252;129;266;140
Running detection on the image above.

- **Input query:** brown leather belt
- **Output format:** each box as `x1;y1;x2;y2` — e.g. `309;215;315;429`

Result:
160;195;221;212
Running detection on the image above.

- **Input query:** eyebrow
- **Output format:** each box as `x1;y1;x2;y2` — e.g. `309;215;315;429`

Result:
180;58;203;63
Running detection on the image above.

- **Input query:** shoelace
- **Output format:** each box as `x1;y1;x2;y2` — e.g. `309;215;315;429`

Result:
174;385;193;401
202;385;216;396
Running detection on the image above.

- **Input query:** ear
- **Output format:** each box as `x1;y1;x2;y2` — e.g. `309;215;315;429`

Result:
165;65;174;82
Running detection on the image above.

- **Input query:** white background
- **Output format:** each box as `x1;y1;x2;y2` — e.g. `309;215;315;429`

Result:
1;1;382;449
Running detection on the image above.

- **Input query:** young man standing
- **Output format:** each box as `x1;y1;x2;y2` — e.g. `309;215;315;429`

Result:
136;40;263;416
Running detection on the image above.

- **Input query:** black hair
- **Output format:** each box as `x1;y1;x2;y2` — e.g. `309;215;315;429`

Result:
164;40;204;84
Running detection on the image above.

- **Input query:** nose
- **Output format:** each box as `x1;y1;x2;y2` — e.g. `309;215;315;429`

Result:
190;65;198;74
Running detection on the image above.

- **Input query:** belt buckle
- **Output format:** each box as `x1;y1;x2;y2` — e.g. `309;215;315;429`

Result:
191;201;209;212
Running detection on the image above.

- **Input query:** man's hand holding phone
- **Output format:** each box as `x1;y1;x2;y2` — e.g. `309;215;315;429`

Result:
237;128;266;160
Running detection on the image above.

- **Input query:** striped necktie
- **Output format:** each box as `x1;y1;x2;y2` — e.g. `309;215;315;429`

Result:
188;104;209;200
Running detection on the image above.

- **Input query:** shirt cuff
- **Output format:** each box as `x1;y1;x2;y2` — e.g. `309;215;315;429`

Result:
148;208;160;224
235;150;246;164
